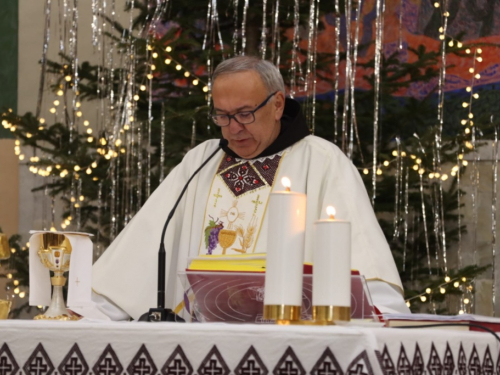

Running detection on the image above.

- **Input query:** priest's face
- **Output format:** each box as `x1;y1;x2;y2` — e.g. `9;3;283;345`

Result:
212;70;285;159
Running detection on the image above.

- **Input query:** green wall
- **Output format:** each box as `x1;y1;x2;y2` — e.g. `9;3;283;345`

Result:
0;1;18;139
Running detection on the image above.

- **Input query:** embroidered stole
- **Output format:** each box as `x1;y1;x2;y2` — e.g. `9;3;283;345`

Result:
198;151;286;255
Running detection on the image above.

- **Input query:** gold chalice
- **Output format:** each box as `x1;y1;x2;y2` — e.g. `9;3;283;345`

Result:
34;233;79;320
218;229;237;255
0;233;10;260
0;299;11;320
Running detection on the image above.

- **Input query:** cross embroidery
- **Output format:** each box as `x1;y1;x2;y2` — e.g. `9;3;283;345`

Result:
239;361;261;375
277;361;299;375
213;189;222;208
75;278;80;286
131;358;151;375
98;358;117;375
166;359;187;375
317;362;338;375
64;358;83;375
252;195;263;214
468;354;481;374
204;360;223;375
347;364;367;375
28;358;48;375
0;357;13;375
427;354;442;375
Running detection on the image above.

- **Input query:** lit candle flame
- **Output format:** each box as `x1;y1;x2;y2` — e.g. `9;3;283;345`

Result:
326;206;336;220
281;177;291;191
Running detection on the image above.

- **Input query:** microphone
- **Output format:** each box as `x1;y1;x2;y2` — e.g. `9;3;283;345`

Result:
139;138;229;322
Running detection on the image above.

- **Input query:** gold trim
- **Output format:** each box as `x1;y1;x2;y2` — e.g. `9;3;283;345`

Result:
251;151;287;253
263;304;301;321
34;314;80;321
313;306;351;322
51;275;67;287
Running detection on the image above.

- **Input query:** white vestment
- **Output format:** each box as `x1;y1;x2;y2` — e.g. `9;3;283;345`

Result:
92;135;408;320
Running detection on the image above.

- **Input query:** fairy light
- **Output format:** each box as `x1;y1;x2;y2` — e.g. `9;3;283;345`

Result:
165;46;172;52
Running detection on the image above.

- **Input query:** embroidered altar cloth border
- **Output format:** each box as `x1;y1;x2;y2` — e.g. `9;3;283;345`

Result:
0;320;498;375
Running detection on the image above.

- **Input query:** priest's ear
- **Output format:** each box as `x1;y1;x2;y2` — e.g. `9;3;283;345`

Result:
273;91;286;121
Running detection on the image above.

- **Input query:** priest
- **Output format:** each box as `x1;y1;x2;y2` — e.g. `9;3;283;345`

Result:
91;55;410;320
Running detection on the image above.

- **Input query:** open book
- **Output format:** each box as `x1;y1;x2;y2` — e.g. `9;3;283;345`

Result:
384;313;500;332
178;255;373;323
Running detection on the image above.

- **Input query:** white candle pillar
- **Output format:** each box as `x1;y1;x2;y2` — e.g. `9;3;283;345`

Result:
312;206;351;322
263;177;306;321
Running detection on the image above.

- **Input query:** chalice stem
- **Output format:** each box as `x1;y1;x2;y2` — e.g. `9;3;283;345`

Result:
44;285;69;317
43;271;70;318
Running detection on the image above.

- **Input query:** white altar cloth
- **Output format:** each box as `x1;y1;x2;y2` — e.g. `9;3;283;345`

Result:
0;320;498;375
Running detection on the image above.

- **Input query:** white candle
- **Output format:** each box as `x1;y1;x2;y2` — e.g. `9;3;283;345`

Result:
313;206;351;311
264;177;306;319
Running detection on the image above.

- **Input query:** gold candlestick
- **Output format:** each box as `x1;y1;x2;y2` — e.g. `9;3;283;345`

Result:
0;233;10;260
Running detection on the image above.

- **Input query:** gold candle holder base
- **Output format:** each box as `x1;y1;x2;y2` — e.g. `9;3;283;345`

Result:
313;305;351;323
263;305;351;326
263;304;301;321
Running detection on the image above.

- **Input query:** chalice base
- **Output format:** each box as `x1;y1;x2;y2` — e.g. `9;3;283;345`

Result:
34;286;79;321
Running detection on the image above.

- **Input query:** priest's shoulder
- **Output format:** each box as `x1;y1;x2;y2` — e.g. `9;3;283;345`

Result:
180;139;222;162
299;135;345;157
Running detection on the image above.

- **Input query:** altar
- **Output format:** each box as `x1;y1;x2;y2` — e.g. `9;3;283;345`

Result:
0;320;498;375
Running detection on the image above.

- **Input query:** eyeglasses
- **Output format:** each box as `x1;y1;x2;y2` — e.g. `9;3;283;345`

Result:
210;91;278;127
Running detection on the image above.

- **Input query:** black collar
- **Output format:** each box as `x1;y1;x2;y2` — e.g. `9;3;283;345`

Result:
221;98;310;159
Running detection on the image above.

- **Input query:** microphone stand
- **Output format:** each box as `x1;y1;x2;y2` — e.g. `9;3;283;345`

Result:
139;139;228;322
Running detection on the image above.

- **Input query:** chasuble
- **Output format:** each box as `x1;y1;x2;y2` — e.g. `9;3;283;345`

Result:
92;98;407;320
92;136;406;320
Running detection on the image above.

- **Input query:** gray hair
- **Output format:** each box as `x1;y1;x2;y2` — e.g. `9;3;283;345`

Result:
212;56;285;95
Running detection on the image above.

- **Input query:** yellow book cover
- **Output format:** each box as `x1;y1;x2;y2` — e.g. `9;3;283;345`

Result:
187;254;314;273
188;254;267;272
